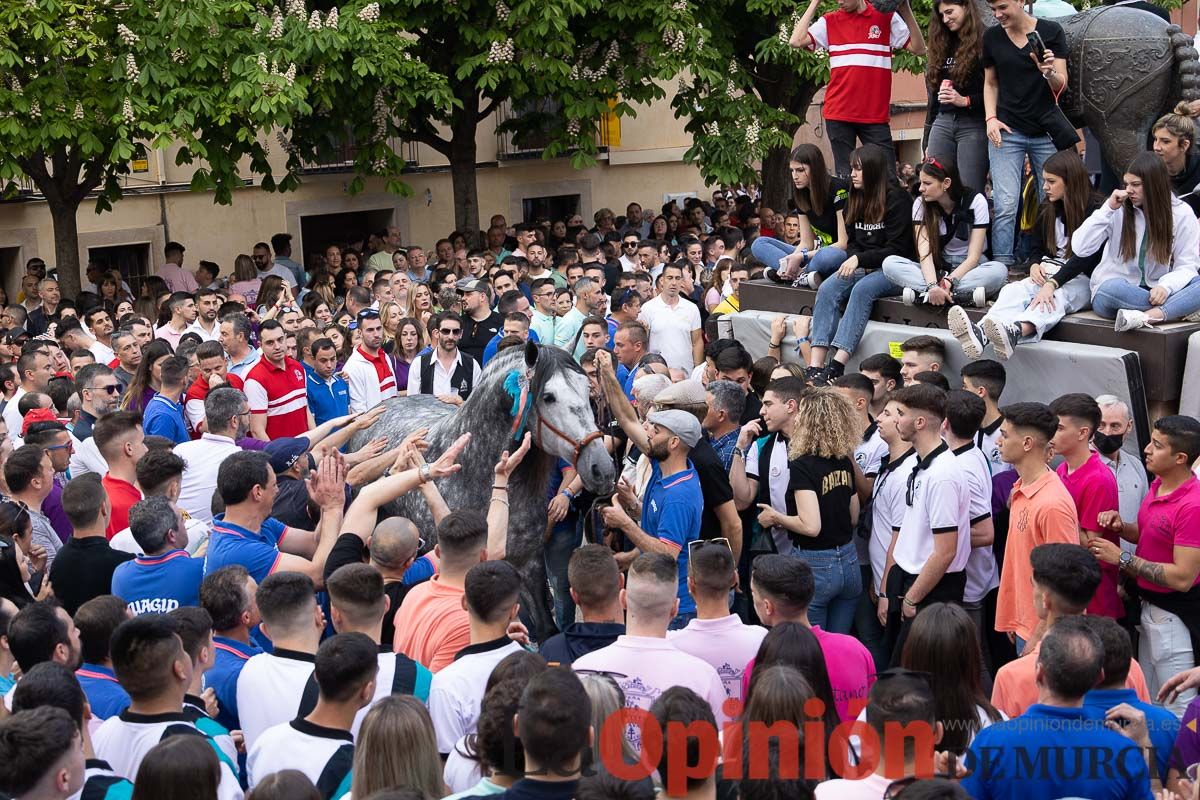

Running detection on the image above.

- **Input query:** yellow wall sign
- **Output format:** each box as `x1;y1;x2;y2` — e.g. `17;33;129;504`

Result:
888;341;904;359
132;158;149;173
599;98;621;148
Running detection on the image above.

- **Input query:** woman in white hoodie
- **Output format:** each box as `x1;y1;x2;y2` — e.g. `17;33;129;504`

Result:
1071;151;1200;332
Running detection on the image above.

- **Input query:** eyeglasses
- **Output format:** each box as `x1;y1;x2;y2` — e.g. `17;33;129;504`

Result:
574;669;628;680
45;441;73;453
439;328;462;337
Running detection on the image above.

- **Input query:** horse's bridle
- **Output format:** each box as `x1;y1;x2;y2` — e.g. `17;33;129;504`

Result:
509;368;605;466
535;414;605;466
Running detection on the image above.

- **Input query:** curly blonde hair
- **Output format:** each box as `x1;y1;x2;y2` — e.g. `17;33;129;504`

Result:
788;387;858;460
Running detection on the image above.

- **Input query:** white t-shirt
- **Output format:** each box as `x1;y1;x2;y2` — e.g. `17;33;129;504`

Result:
911;191;990;260
976;417;1011;474
638;295;701;372
94;712;243;800
956;442;998;604
69;433;108;477
745;433;794;556
430;639;523;754
236;649;316;751
892;444;972;577
855;423;888;478
175;434;242;524
868;449;917;594
2;386;26;442
247;718;354;797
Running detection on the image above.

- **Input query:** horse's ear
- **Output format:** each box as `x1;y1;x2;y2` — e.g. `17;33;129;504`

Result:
524;341;538;369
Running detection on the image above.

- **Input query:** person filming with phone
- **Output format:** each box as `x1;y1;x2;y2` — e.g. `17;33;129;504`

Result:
982;0;1073;268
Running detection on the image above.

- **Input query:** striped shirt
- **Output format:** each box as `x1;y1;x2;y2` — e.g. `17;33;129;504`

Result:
244;356;309;439
809;6;909;124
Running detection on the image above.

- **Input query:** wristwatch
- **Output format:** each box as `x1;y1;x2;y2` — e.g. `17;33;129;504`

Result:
732;447;746;461
1119;551;1134;571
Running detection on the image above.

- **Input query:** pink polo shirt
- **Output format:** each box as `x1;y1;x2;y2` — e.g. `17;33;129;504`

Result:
667;615;767;703
1057;451;1121;618
742;626;875;721
1135;475;1200;594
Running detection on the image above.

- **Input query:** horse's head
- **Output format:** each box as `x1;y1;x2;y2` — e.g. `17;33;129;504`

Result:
513;342;617;496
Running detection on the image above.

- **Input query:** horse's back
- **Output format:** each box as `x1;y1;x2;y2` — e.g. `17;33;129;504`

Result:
347;395;455;451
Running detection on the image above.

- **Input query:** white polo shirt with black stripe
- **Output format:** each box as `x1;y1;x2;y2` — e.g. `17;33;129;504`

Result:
298;646;434;737
956;441;999;604
430;637;524;754
247;718;354;800
236;647;316;751
867;449;917;594
892;443;972;578
92;710;244;800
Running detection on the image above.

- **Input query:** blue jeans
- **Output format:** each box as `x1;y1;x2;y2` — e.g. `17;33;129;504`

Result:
853;565;889;672
1014;635;1027;656
882;255;1009;298
989;130;1058;264
669;611;696;631
793;541;861;634
750;237;848;279
810;269;902;356
927;113;989;195
1091;276;1200;321
544;519;581;630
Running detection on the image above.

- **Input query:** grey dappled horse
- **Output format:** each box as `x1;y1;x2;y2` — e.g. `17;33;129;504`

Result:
347;342;617;640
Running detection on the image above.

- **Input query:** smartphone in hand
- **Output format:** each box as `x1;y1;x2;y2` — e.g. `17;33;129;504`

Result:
1027;29;1047;62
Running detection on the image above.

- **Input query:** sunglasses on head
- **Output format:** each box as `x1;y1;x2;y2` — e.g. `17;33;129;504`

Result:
357;309;380;321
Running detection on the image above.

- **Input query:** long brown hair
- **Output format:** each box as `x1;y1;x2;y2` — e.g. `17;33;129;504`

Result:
915;155;968;270
926;0;983;92
790;143;833;218
351;695;444;800
901;603;1002;754
1119;152;1175;266
1038;149;1096;258
844;144;890;227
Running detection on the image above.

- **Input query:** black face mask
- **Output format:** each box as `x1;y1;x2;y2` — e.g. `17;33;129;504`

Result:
1094;431;1125;456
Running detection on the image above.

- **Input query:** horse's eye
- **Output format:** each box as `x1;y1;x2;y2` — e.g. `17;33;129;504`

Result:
543;393;556;404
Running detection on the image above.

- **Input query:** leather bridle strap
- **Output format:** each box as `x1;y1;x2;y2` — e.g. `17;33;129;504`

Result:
537;414;605;466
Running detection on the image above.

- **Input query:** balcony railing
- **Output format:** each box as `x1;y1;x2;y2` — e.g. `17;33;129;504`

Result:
496;99;614;160
299;135;418;173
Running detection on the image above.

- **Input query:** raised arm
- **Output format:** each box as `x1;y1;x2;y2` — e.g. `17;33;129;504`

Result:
485;433;532;561
789;0;822;50
273;455;348;588
594;349;651;452
897;0;925;55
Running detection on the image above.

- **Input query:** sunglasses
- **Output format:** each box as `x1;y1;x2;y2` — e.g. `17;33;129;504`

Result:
45;441;73;453
438;328;462;337
687;537;732;567
623;241;639;248
356;309;380;321
88;384;121;395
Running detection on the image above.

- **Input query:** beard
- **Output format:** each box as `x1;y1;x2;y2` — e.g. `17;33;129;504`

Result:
647;440;671;462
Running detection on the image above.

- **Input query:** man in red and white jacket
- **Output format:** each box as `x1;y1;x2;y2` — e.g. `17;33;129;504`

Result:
183;340;245;437
244;319;312;441
343;308;398;413
790;0;924;177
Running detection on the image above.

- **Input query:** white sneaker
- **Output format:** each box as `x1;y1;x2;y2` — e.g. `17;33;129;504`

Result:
1114;309;1151;332
949;306;988;359
1183;310;1200;323
971;286;987;308
982;317;1020;361
902;287;919;306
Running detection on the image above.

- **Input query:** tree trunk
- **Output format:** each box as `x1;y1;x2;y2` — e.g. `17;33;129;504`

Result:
759;145;792;212
47;196;83;299
449;85;482;242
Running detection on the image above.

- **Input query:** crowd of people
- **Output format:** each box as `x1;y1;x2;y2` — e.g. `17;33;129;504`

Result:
1;0;1200;794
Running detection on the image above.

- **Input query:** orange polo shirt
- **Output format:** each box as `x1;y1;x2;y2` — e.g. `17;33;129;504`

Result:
995;470;1080;640
391;573;469;672
991;641;1150;718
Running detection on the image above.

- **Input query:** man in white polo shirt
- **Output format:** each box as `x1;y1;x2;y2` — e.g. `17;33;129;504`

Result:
236;572;325;750
638;262;702;372
429;561;523;755
572;552;728;753
175;387;248;524
880;383;972;666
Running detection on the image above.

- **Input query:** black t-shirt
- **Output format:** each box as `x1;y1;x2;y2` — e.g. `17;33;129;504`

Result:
691;438;735;540
48;535;134;616
981;19;1067;136
799;176;849;246
787;454;856;551
272;475;319;531
740;392;763;427
1172;152;1200;217
933;50;985;119
460;310;504;363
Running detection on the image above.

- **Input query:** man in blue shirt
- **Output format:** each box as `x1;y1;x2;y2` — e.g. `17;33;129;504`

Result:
203;449;345;586
111;495;204;614
73;595;132;719
141;354;190;444
481;313;540;366
199;565;264;731
304;336;349;426
600;409;703;629
1081;615;1179;783
959;616;1153;800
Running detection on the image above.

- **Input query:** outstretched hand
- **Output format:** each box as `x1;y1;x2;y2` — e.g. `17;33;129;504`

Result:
307;453;347;509
430;433;471;480
495;433;532;482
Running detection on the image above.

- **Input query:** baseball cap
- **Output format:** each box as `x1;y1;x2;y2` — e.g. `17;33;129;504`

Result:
21;408;59;437
456;278;489;294
646;409;702;449
265;437;313;474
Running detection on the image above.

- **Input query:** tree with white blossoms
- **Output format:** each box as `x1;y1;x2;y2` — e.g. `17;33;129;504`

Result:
0;0;449;295
369;0;691;234
673;0;928;210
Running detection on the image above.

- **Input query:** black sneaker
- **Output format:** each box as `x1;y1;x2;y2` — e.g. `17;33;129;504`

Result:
825;360;846;381
948;305;988;359
952;286;988;308
764;268;791;284
804;365;828;386
982;318;1021;361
